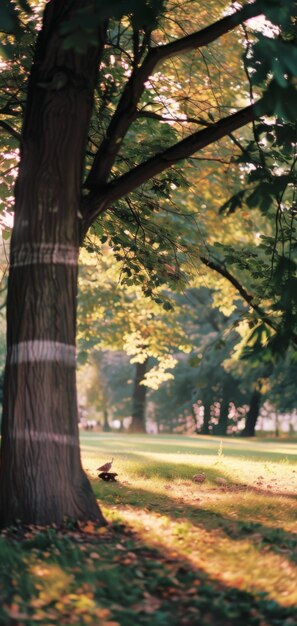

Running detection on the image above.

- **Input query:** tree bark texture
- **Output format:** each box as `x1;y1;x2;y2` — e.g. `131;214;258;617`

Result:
241;390;261;437
130;359;149;433
0;1;106;526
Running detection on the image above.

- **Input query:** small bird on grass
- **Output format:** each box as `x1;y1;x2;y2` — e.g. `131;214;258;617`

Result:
97;458;114;472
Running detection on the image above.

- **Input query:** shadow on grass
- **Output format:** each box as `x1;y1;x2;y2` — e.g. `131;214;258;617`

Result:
85;450;297;500
89;459;297;566
0;520;296;626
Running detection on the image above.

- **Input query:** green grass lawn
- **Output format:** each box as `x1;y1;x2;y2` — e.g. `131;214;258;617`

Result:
0;433;296;626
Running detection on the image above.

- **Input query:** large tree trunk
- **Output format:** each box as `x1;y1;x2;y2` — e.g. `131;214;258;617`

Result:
0;2;106;527
129;359;149;433
241;390;261;437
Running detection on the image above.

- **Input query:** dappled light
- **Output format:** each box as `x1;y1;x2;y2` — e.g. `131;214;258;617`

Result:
102;504;297;605
1;517;295;626
1;0;297;623
0;435;296;625
83;433;297;612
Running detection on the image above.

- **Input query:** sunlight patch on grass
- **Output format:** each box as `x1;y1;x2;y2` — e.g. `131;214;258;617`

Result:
0;433;296;626
80;432;297;461
102;504;297;607
82;432;297;612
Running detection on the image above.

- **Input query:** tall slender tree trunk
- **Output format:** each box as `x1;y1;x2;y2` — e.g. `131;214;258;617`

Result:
275;411;280;437
200;400;212;434
0;2;106;526
241;390;261;437
129;359;149;433
102;406;110;432
216;388;230;436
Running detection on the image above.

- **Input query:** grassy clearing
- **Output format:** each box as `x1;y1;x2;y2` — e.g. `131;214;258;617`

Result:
0;433;296;626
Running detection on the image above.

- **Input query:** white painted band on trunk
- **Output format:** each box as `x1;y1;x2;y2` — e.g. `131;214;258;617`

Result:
11;430;78;446
11;243;79;267
8;341;76;366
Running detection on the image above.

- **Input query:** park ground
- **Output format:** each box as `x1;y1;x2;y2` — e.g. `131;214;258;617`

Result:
0;433;296;626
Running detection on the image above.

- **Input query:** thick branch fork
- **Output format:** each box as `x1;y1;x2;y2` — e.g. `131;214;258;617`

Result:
85;1;263;190
82;102;260;231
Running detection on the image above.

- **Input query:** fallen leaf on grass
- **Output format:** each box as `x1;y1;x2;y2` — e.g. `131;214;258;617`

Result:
4;604;29;620
120;551;138;565
186;587;199;596
80;522;96;534
132;593;162;614
95;608;111;618
78;521;108;535
31;609;58;621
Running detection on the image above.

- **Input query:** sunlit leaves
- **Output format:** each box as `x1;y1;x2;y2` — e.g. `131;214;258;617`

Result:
78;244;191;390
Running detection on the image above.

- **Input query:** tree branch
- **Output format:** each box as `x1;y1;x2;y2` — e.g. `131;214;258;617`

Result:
82;101;260;232
0;120;21;141
84;1;263;191
151;2;262;64
199;255;297;346
137;110;209;126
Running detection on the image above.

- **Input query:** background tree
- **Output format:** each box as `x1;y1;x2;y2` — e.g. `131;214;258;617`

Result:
78;244;191;432
79;350;133;430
